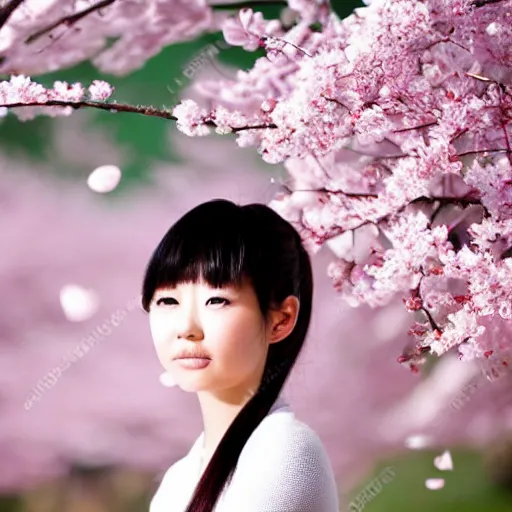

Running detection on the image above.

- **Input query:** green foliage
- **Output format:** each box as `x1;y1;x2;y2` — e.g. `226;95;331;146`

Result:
0;115;51;161
330;0;365;20
0;495;23;512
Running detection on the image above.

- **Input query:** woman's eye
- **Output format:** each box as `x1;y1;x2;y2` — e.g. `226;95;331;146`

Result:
156;298;177;306
207;297;230;306
155;297;229;306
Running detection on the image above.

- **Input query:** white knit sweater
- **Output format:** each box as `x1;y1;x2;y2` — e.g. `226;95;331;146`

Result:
150;396;340;512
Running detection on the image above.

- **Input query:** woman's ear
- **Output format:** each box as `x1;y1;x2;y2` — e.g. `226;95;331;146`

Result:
267;295;300;344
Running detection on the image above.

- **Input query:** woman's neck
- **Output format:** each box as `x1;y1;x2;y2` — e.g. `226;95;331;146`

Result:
197;393;289;462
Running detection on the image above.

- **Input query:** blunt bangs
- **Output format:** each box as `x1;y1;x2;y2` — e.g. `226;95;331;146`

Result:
141;200;252;311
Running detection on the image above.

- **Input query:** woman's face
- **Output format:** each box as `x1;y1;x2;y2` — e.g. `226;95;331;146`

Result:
148;277;269;397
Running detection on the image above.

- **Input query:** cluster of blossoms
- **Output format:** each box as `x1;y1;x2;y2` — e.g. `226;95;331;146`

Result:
0;75;113;120
0;0;221;76
0;0;327;75
0;0;511;372
171;0;512;372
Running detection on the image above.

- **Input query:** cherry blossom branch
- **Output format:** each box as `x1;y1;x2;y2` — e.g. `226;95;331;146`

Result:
500;120;512;166
322;95;350;110
421;306;440;332
346;147;405;159
302;192;484;245
367;147;512;161
456;148;512;158
260;35;312;58
209;1;287;9
25;0;118;44
415;278;442;332
450;128;468;144
0;99;277;132
0;0;25;30
281;182;378;199
412;195;482;208
411;194;488;223
501;247;512;259
429;202;446;224
2;99;176;119
427;37;471;53
472;0;505;7
393;120;438;133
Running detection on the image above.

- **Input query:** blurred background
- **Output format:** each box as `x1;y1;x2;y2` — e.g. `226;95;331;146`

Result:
1;1;512;511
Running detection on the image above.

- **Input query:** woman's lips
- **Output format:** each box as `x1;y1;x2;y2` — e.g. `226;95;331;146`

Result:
174;358;211;369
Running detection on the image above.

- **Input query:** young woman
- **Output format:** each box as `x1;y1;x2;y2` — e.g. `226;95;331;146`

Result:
143;198;339;512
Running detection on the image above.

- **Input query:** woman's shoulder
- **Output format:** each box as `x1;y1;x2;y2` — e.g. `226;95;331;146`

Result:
241;409;333;470
149;455;193;512
157;455;189;481
231;411;340;511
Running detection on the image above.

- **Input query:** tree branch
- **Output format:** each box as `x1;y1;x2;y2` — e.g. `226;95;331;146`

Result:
421;304;441;332
3;99;176;119
472;0;505;7
393;121;438;133
309;192;484;245
209;0;287;9
25;0;118;44
23;0;289;45
501;246;512;259
281;182;378;199
412;195;482;207
413;278;442;332
501;119;512;166
0;0;25;31
457;148;512;158
0;99;277;132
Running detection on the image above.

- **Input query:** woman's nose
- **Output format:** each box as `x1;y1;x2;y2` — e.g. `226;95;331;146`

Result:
176;312;203;340
177;330;202;340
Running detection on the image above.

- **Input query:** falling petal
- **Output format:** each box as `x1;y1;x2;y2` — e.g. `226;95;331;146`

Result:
434;450;453;471
404;434;433;450
59;284;99;322
425;478;445;490
87;164;122;193
159;372;177;388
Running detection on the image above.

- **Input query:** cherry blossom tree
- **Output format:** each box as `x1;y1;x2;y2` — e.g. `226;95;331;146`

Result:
1;0;512;373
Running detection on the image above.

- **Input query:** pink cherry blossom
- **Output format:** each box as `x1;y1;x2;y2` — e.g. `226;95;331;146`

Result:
88;80;115;101
287;0;331;24
221;8;282;51
172;99;211;136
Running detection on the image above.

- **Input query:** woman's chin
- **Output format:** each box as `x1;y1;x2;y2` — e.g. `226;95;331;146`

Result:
177;379;212;393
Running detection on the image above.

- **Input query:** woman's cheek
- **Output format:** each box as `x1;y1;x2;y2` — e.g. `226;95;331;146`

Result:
149;312;174;364
226;339;259;374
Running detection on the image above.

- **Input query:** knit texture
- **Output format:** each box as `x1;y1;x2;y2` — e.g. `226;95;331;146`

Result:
150;396;339;512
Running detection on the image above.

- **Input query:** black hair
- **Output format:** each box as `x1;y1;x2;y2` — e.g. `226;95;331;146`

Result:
141;198;313;512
